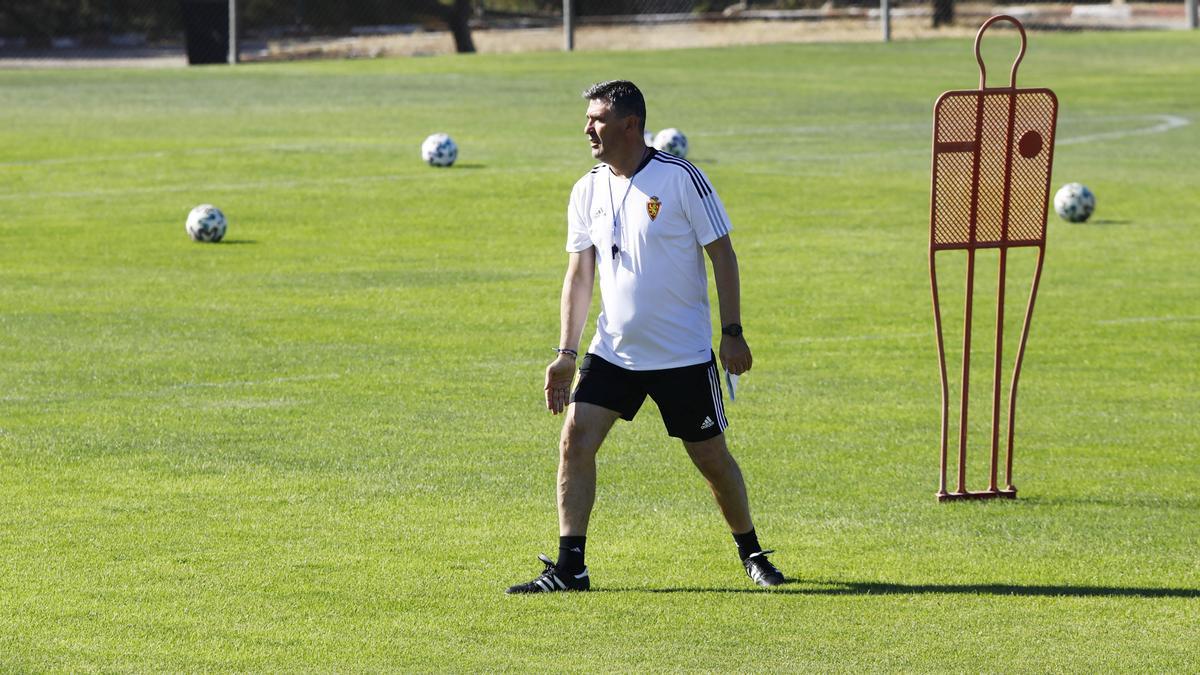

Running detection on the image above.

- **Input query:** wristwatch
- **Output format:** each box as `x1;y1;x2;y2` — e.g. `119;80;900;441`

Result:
722;323;743;338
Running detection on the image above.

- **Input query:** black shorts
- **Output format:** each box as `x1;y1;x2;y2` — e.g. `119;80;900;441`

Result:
571;353;728;442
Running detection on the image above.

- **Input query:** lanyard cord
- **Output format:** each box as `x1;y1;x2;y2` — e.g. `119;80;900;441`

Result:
605;148;649;260
607;171;637;259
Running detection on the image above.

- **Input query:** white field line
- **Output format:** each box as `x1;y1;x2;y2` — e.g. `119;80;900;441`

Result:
688;114;1195;173
788;317;1197;341
170;372;343;389
0;114;1188;200
695;114;1191;145
1057;114;1190;146
1094;315;1200;326
741;114;1192;166
0;140;397;168
0;137;417;166
0;173;407;201
697;121;926;137
777;331;927;344
1;372;343;404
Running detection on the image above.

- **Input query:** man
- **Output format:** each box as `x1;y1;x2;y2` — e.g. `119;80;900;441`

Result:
506;80;784;594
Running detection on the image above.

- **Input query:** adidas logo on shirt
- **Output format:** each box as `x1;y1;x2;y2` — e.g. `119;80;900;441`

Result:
700;416;715;430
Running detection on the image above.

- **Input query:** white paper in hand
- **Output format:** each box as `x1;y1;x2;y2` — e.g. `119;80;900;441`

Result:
725;370;739;402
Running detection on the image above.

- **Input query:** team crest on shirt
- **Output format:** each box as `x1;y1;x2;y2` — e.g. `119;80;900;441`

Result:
647;196;662;220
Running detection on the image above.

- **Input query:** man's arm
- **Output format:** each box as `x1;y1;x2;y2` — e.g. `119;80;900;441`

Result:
546;249;596;414
704;234;752;375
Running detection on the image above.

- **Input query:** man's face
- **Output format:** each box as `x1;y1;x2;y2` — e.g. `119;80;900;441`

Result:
584;99;631;162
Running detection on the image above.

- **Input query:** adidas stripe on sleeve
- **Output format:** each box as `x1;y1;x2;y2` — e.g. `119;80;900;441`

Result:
656;153;733;246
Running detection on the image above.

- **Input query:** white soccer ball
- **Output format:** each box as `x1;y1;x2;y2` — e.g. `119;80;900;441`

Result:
653;128;688;159
421;132;458;167
1053;182;1096;223
185;204;227;242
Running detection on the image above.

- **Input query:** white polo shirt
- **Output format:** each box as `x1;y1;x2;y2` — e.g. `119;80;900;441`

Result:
566;149;733;371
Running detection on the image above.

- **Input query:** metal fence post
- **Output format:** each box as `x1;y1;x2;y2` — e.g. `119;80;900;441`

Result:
564;0;575;51
228;0;239;63
882;0;891;42
1188;0;1198;29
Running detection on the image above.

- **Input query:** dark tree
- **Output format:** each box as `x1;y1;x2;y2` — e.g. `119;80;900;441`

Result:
932;0;954;27
410;0;476;53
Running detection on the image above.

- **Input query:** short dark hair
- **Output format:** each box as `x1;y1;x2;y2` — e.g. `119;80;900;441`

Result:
582;80;646;132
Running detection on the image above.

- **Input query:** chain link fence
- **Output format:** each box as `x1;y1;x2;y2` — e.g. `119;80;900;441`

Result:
1;0;1196;64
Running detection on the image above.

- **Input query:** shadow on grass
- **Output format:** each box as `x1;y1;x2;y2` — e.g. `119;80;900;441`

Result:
215;239;258;245
595;580;1200;598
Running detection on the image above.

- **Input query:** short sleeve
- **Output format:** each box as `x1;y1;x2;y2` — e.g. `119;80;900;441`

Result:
566;179;594;253
679;163;733;246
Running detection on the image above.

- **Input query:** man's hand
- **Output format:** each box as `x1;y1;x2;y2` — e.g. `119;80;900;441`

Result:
545;355;577;415
719;335;752;376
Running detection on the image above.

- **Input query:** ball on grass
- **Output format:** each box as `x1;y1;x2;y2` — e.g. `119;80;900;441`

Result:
1054;183;1096;223
421;133;458;168
653;128;688;159
186;204;227;242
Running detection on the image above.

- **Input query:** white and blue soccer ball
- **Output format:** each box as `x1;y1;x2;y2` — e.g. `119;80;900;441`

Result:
1054;182;1096;223
185;204;227;242
653;128;688;159
421;132;458;167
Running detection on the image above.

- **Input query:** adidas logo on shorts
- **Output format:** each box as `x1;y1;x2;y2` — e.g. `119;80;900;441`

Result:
700;416;715;430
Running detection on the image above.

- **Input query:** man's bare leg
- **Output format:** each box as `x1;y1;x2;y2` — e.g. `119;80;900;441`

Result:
506;402;618;594
558;402;621;536
683;433;753;534
683;433;785;586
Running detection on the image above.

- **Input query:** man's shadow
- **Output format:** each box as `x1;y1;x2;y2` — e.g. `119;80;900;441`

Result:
595;580;1200;598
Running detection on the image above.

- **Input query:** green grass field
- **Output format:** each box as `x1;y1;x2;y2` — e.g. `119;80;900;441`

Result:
1;29;1198;670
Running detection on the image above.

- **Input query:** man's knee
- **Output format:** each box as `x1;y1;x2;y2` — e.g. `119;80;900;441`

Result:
560;405;612;459
685;434;732;470
560;419;591;459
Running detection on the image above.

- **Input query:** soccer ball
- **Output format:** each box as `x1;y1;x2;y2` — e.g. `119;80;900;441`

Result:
653;128;688;159
185;204;227;242
644;130;654;147
421;132;458;167
1053;182;1096;223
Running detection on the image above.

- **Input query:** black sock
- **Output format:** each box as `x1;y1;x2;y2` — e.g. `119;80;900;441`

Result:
733;528;761;561
557;536;587;574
